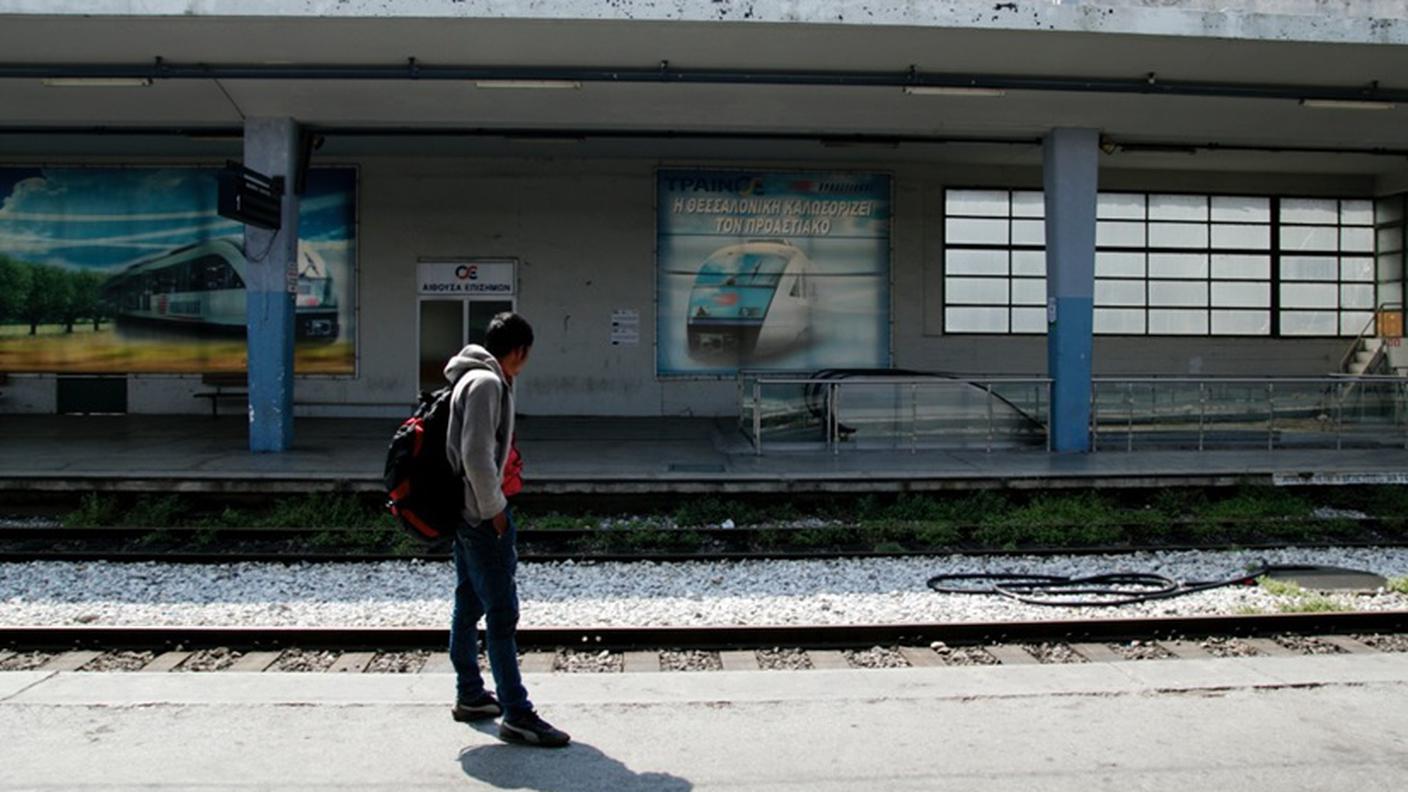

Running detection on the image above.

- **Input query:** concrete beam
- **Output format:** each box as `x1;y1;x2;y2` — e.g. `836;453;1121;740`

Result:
2;1;1406;46
242;117;300;453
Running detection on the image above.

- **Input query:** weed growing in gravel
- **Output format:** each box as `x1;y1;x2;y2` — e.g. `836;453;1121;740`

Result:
1277;595;1346;614
257;493;388;529
1257;576;1306;597
1234;605;1266;616
123;495;187;528
65;493;121;528
973;493;1126;549
1387;577;1408;595
1191;488;1312;542
524;513;595;531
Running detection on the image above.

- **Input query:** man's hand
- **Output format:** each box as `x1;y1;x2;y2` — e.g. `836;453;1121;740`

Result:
492;510;509;537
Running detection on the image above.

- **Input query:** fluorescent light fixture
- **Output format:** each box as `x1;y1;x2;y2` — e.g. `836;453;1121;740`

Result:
903;86;1005;97
475;80;581;90
1300;98;1395;111
42;77;153;87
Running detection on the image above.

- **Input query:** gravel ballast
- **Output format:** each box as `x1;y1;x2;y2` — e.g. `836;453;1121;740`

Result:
1;548;1406;628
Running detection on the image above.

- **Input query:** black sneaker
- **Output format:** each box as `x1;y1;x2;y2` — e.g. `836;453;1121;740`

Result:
499;711;571;748
451;691;502;722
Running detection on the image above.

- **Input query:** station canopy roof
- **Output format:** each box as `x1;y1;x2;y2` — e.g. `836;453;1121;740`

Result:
0;14;1404;180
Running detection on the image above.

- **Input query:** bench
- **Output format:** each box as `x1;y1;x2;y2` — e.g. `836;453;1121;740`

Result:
193;373;248;418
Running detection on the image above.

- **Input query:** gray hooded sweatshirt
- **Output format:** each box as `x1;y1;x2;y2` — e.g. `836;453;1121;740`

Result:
443;345;514;524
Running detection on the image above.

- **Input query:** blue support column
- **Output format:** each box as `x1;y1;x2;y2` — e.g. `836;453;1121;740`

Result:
242;118;300;453
1043;128;1099;453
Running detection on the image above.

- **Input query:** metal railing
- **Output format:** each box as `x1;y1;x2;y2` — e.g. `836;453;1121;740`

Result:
739;374;1051;454
1091;375;1408;452
1337;301;1402;374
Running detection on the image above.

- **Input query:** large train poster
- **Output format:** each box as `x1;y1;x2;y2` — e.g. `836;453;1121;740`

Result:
0;166;356;375
657;169;891;377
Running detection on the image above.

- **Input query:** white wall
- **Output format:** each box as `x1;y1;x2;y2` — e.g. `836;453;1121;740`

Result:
0;154;1373;416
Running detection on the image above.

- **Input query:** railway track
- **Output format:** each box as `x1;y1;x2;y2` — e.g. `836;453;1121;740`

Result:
3;610;1406;656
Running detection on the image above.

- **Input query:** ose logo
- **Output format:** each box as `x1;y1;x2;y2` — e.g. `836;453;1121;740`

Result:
455;265;479;281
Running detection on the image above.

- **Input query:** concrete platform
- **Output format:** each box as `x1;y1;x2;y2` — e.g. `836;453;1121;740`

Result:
3;653;1407;790
3;414;1408;495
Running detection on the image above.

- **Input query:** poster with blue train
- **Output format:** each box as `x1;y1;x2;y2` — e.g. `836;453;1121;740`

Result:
657;169;891;377
0;166;356;374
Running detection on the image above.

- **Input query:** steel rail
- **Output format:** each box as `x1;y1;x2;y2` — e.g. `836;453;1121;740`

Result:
3;611;1406;652
8;538;1408;566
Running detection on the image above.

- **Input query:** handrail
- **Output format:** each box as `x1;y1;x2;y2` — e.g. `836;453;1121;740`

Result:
744;375;1052;386
1338;301;1404;373
1094;375;1408;384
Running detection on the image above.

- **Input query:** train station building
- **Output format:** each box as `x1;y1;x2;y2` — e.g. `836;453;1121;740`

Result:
1;0;1406;466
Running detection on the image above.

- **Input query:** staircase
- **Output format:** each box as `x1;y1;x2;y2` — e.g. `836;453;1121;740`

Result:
1342;336;1388;376
1338;303;1404;380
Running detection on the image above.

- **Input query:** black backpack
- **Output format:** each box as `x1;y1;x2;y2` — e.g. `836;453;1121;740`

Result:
384;387;462;550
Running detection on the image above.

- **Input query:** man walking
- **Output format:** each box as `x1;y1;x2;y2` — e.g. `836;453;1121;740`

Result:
444;312;570;748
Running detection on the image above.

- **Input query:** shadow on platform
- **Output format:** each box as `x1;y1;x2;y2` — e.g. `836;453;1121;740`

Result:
457;720;691;792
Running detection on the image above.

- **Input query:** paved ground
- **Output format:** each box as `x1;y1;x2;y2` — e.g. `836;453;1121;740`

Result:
3;414;1408;493
2;653;1406;790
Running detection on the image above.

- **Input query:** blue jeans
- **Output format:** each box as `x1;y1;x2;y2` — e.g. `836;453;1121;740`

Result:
449;511;532;718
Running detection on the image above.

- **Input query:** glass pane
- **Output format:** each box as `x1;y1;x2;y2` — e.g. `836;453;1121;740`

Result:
1280;198;1338;224
945;277;1008;304
1097;221;1145;247
1341;311;1374;336
1149;253;1208;278
1148;309;1208;335
1280;225;1338;251
419;300;464;392
1211;196;1270;223
946;217;1008;245
1012;219;1046;246
1012;191;1045;218
946;306;1008;333
945;249;1008;276
467;300;514;347
1379;282;1404;304
1094;308;1145;335
1212;281;1270;307
1376;196;1405;224
1011;250;1046;276
1378;226;1404;254
1149;281;1208;307
1340;284;1375;309
1280;283;1338;308
1212;310;1270;335
1281;256;1338;281
1341;257;1375;283
1011;307;1047;333
1148;194;1207;221
1378;253;1404;284
1211;224;1270;249
1211;254;1270;280
1095;279;1145;306
1149;223;1208;249
1011;278;1047;306
1097;193;1145;220
946;190;1008;217
1341;200;1374;226
1096;251;1144;277
1280;311;1337;335
1341;227;1374;253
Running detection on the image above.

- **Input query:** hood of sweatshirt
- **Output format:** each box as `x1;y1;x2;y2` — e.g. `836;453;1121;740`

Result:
443;344;505;385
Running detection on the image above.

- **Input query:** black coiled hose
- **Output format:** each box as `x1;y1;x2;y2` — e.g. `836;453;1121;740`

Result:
926;563;1276;607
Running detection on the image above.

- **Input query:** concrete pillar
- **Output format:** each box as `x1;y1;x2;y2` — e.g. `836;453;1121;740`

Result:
242;117;300;453
1043;128;1099;453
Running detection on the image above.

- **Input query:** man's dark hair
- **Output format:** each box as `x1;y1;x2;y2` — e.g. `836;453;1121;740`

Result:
485;312;534;359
